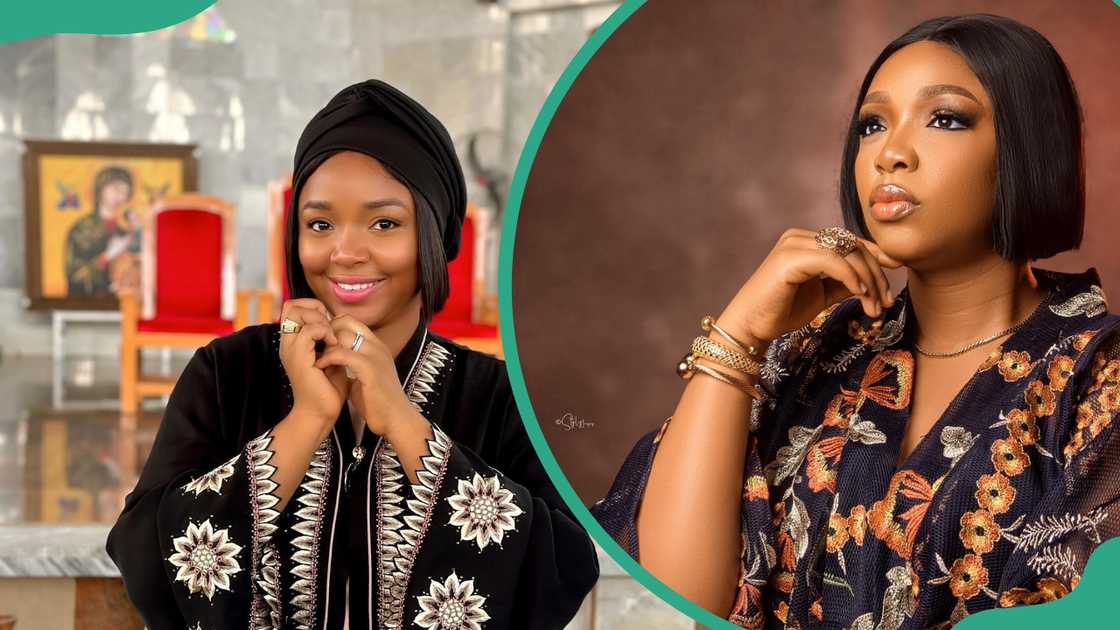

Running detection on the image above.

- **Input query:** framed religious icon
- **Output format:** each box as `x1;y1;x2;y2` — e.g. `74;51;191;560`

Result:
22;140;198;311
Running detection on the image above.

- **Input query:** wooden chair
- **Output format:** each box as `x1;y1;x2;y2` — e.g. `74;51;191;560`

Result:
119;193;270;415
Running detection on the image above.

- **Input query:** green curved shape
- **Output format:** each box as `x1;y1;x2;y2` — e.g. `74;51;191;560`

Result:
495;0;1117;628
0;0;215;44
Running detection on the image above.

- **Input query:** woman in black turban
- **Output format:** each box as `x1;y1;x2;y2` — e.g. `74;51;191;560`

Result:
107;79;599;630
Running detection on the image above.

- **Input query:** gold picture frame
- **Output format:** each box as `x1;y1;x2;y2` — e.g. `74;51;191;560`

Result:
22;139;198;311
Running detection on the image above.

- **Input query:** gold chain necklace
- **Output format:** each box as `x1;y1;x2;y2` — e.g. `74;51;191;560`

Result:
913;288;1052;359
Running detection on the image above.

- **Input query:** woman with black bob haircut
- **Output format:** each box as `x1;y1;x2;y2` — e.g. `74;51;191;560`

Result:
108;79;599;630
594;14;1120;629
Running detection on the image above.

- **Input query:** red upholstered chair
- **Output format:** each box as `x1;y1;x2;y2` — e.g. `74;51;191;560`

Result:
430;203;500;356
119;193;270;415
265;176;292;322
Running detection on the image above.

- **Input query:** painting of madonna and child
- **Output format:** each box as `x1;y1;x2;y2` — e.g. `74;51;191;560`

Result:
511;2;1120;628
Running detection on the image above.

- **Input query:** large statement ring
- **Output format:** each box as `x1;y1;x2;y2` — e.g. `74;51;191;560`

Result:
815;227;859;257
280;318;302;334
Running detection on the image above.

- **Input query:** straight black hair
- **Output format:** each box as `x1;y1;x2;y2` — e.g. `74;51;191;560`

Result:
839;14;1084;262
285;151;450;325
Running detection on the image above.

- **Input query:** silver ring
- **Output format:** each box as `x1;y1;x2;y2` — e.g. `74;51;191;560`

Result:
351;333;364;352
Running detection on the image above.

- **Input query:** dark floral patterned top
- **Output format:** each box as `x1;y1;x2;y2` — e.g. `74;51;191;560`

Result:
592;267;1120;629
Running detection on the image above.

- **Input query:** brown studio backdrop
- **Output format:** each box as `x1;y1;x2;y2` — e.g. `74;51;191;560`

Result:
511;0;1120;506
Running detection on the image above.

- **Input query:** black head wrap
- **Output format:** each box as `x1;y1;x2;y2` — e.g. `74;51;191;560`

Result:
286;79;466;300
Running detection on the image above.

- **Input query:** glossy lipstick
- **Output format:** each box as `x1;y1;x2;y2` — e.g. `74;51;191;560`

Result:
329;276;385;303
869;183;919;222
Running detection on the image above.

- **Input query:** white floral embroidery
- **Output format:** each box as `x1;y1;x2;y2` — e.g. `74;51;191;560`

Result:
447;473;523;551
1013;508;1108;552
1027;544;1081;582
1049;285;1107;318
168;519;243;600
182;453;239;496
414;572;490;630
940;426;978;467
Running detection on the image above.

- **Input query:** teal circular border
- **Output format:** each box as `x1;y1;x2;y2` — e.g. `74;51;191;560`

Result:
496;1;1120;628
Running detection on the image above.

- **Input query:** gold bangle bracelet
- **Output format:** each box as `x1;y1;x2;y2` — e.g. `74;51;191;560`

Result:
701;315;764;358
676;353;767;401
691;336;762;375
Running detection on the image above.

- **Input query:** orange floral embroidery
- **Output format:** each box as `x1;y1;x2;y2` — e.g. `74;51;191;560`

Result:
909;564;921;602
827;512;850;552
777;531;796;571
1096;384;1120;414
949;554;989;600
1025;380;1056;417
975;473;1016;515
1048;355;1075;392
823;393;854;428
1064;429;1086;459
1006;408;1040;446
1065;352;1120;459
978;350;1002;372
1072;329;1098;352
991;437;1030;476
998;351;1033;382
999;577;1070;607
1075;400;1110;437
868;470;933;559
847;505;868;546
806;437;845;493
772;572;795;594
849;319;885;345
774;601;789;623
744;475;769;502
811;303;841;329
810;598;824;621
959;510;1001;554
1097;358;1120;384
729;579;764;630
859;350;915;410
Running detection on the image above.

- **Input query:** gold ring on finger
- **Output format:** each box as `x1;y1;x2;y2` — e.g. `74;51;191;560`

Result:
814;227;859;257
280;318;302;334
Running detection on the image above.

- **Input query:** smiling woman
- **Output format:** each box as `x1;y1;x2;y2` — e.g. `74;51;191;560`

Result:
106;79;599;630
591;13;1120;629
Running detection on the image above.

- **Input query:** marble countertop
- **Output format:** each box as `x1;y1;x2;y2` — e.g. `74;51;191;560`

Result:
0;525;117;577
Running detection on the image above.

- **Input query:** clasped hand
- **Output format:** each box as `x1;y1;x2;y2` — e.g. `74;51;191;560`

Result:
277;298;417;438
